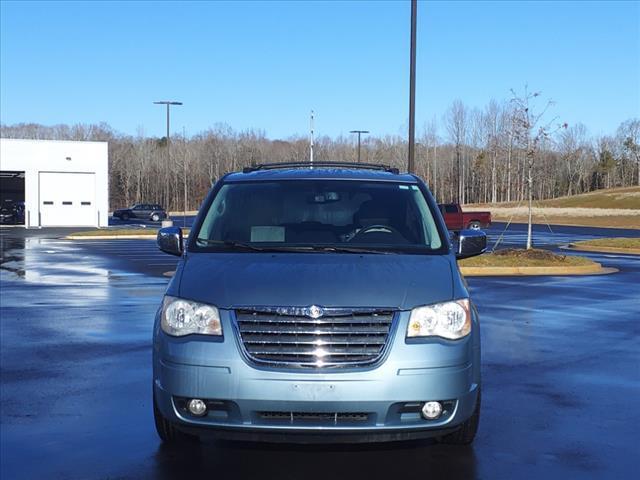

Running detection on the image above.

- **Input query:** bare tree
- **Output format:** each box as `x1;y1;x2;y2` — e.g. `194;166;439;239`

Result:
482;100;502;203
421;118;439;198
510;86;566;249
445;100;468;203
559;123;589;196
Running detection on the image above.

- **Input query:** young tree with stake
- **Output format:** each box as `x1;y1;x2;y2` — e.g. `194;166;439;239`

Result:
510;86;567;249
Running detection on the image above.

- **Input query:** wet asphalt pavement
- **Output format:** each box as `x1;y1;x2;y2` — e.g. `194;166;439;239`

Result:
1;225;639;479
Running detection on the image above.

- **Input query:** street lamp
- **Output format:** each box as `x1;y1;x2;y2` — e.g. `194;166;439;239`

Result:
407;0;417;173
153;101;183;224
349;130;369;163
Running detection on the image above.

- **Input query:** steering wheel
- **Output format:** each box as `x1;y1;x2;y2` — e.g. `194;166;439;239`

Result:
350;224;403;241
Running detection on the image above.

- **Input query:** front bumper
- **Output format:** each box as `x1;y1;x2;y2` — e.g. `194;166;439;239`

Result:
153;309;481;443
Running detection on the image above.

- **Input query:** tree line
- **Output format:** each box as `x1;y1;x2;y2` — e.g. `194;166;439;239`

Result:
2;96;638;212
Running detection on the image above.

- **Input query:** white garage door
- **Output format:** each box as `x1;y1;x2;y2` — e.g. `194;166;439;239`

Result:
39;172;96;226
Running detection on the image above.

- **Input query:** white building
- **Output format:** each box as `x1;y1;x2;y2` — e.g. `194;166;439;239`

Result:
0;138;108;227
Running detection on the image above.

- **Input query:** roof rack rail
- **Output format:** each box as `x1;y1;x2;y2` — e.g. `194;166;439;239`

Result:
242;161;400;174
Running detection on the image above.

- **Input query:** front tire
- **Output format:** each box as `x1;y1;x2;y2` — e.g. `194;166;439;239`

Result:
468;221;481;230
121;212;130;221
154;390;179;443
151;213;161;222
439;388;480;445
153;390;199;444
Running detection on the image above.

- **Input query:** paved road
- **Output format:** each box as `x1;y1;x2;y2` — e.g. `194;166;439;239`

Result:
1;226;639;479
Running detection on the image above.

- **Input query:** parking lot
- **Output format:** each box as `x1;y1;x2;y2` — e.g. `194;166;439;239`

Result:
76;220;640;277
1;224;639;479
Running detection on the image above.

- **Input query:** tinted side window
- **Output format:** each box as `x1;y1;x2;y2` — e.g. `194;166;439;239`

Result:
445;205;458;214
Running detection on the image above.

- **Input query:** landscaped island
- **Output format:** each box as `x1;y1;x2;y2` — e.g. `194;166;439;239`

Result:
459;248;605;276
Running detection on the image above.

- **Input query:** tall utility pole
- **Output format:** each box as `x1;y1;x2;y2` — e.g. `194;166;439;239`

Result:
153;100;182;214
349;130;369;162
407;0;417;173
310;110;314;166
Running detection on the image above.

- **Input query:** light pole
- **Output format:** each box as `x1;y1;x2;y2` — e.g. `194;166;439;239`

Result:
349;130;369;163
310;110;314;165
407;0;417;173
153;100;182;223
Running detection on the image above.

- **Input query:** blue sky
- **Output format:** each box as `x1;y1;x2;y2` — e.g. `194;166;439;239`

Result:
1;0;638;139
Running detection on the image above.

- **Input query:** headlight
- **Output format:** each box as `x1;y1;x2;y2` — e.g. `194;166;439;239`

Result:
407;299;471;340
161;296;222;337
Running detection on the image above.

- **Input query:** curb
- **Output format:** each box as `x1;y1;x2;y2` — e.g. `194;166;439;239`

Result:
66;235;157;240
567;244;640;255
66;234;190;240
460;262;613;277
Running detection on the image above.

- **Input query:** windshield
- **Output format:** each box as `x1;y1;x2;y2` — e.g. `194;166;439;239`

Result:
194;180;444;253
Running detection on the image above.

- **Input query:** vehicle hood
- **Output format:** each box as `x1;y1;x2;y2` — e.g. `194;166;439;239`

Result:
176;253;454;311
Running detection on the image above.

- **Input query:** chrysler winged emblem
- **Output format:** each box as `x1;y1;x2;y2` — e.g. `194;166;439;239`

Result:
306;305;324;319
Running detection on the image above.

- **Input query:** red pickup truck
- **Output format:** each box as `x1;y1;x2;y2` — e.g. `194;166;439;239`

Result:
438;203;492;231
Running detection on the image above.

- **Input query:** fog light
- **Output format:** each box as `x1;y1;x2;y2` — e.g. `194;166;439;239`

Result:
421;401;443;420
187;398;207;416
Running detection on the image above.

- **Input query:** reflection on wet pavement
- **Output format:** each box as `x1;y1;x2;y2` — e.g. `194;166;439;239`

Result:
1;227;639;480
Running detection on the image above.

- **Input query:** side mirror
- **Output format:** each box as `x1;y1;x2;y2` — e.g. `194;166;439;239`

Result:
157;226;183;256
456;229;486;260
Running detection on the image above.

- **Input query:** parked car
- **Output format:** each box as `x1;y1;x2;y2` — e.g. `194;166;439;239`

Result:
438;203;491;231
0;202;25;225
153;162;486;445
113;203;167;222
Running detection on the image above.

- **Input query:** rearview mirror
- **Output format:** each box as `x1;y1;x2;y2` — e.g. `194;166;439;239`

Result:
456;229;486;260
157;226;183;256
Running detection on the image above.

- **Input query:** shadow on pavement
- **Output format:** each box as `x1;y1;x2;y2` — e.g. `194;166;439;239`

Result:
152;439;477;480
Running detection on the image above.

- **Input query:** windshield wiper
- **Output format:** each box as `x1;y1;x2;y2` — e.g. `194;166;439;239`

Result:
196;239;394;254
196;239;308;253
307;245;393;255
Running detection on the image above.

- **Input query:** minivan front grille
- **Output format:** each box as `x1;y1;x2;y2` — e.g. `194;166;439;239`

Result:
235;308;395;368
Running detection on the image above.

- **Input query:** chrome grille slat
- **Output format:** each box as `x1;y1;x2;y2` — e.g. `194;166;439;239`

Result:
242;335;387;345
248;347;383;356
236;309;394;368
257;358;372;366
238;325;390;335
237;314;391;324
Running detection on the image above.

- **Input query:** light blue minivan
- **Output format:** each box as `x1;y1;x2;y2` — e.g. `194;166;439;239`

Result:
153;162;486;444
